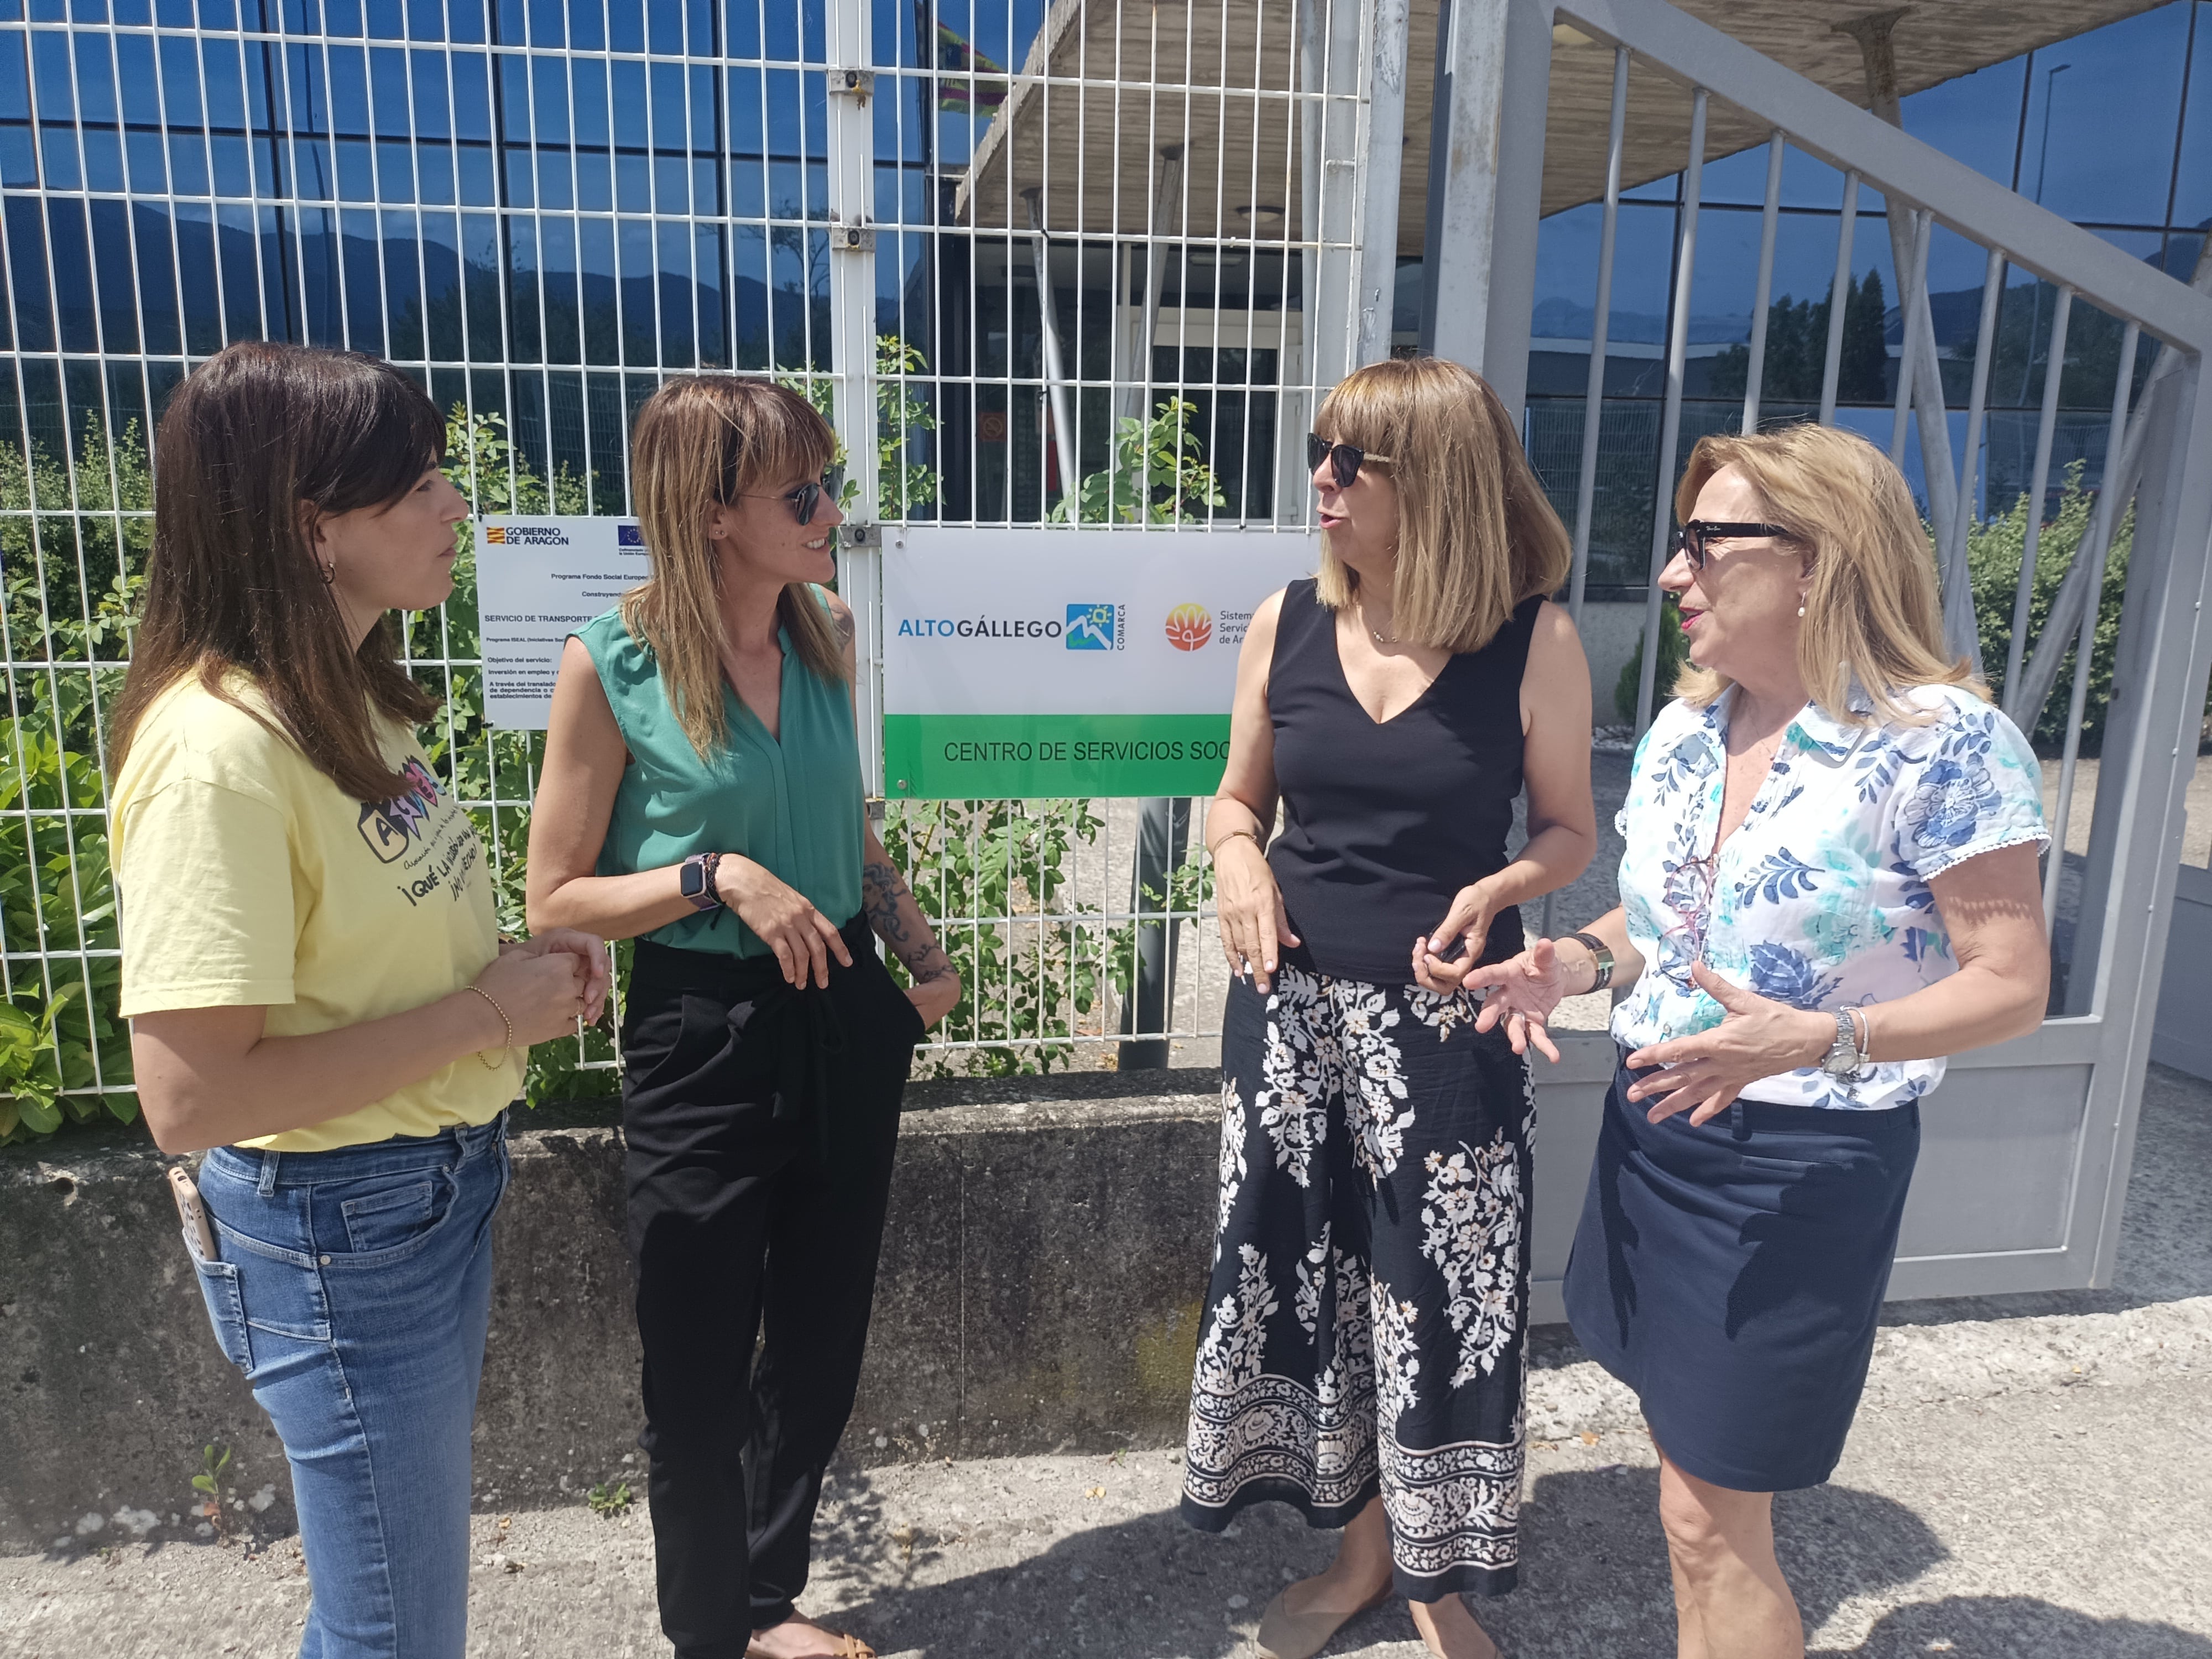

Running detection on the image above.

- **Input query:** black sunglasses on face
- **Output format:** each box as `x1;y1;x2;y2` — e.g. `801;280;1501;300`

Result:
728;478;826;525
1308;433;1395;490
1671;519;1794;570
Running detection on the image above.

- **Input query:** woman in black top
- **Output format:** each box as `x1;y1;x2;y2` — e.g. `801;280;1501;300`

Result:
1180;357;1597;1659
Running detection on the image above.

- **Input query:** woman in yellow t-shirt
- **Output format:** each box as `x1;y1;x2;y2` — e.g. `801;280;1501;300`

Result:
109;341;608;1659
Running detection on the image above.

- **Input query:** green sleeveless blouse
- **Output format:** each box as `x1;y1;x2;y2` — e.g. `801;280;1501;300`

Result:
575;592;864;959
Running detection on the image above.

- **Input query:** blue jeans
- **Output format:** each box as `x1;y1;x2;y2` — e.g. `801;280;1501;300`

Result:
191;1115;510;1659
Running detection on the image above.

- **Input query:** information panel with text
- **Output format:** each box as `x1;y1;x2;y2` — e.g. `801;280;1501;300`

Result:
882;528;1316;797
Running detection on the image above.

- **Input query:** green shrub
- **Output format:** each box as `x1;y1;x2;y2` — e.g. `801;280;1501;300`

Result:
1613;597;1688;727
1;341;1232;1141
1964;465;2131;754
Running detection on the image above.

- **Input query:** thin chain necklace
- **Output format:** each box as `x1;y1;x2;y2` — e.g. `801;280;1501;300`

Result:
1361;599;1397;647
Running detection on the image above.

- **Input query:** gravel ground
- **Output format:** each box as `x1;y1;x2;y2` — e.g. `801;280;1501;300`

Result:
6;1376;2206;1658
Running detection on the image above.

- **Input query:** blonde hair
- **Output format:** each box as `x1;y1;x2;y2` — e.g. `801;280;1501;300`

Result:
620;375;848;759
1671;423;1984;726
1312;357;1571;652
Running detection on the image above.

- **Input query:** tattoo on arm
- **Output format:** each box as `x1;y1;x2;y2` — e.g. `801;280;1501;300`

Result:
832;603;855;655
863;858;954;982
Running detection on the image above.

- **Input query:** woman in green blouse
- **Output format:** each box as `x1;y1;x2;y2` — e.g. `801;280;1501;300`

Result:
527;377;957;1659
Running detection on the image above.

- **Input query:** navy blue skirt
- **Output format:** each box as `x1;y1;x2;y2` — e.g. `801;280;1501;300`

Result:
1562;1051;1921;1493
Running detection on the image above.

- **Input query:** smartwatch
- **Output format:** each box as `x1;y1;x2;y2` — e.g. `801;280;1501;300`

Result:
679;851;724;912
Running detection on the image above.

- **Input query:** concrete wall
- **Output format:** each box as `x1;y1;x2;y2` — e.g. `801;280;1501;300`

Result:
0;1076;1223;1554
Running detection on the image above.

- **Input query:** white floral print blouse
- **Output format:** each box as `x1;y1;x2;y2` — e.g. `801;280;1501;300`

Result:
1610;682;2049;1110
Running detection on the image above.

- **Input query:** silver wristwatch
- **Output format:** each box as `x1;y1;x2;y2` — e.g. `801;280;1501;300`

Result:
1819;1008;1868;1079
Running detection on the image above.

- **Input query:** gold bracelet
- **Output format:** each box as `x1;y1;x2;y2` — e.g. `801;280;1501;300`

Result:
1207;828;1262;860
464;985;512;1072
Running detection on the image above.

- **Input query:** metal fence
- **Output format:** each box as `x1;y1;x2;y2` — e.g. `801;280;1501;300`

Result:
0;0;1412;1132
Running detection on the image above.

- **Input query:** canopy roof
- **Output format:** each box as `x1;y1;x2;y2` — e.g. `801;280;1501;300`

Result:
953;0;2164;256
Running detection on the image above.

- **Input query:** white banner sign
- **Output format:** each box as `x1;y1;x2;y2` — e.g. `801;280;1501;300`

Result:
882;527;1316;797
473;517;650;729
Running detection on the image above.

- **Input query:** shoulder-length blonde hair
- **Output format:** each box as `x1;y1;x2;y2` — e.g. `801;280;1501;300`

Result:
1671;424;1983;726
1313;357;1571;652
620;375;848;759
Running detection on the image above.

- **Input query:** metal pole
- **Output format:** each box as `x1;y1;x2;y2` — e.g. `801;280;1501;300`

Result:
824;4;883;795
1740;131;1785;435
1568;46;1629;625
1634;86;1708;737
2044;321;2141;935
2012;238;2212;729
1817;171;1860;427
1943;246;2006;677
1889;208;1931;465
1121;148;1186;426
1023;189;1081;515
2004;286;2074;718
1839;9;1959;537
1352;0;1412;367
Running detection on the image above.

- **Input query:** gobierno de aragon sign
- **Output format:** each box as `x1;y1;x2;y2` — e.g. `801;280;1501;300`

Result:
883;528;1314;798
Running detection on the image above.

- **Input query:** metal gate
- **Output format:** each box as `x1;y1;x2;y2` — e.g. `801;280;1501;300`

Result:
1438;0;2212;1313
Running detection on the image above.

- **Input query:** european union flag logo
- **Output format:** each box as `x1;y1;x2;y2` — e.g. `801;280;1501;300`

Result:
1065;603;1115;649
617;523;644;546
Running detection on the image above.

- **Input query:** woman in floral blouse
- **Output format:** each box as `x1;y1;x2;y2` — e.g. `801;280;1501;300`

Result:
1470;424;2051;1658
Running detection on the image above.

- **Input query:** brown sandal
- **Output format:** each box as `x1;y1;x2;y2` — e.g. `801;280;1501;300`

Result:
745;1634;875;1659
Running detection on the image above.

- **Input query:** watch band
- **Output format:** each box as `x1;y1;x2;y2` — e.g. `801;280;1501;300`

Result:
679;851;724;912
1821;1006;1867;1078
1566;931;1614;993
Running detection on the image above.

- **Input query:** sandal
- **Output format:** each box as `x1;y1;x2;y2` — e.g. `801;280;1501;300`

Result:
744;1634;875;1659
1255;1582;1391;1659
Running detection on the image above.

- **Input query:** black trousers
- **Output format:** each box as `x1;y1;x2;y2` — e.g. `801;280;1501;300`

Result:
620;917;922;1657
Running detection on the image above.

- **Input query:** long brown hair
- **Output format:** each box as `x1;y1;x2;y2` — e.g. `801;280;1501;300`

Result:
1313;357;1572;651
1671;424;1984;726
620;375;847;760
108;342;444;800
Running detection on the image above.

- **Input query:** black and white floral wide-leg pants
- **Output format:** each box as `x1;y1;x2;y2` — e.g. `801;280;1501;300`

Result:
1179;962;1535;1600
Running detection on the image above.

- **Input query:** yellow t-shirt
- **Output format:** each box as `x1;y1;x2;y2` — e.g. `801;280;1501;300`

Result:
111;678;521;1151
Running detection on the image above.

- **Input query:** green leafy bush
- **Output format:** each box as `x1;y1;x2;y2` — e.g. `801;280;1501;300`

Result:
0;413;145;1144
1613;597;1689;727
1049;399;1227;525
2;341;1234;1140
1965;466;2131;754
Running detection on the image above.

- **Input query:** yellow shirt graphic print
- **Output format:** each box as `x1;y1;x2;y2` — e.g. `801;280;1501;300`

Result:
112;680;521;1152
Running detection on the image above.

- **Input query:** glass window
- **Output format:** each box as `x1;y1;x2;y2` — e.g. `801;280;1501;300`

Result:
2023;7;2190;225
2173;3;2212;230
1694;141;1851;211
1899;55;2026;190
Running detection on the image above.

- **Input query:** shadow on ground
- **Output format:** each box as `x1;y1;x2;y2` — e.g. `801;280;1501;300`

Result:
805;1458;2171;1658
1828;1598;2212;1657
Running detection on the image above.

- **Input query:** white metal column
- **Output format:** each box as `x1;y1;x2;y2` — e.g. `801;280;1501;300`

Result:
825;0;883;797
1420;0;1554;416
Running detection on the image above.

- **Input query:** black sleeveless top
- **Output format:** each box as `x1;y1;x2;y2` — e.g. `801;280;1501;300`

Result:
1266;579;1543;984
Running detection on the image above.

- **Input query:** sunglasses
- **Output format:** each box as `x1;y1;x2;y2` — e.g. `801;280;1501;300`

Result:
740;479;825;526
1657;848;1719;988
1307;433;1394;490
1670;519;1794;571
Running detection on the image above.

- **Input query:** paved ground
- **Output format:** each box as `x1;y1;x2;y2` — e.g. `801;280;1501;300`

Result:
7;1068;2209;1658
